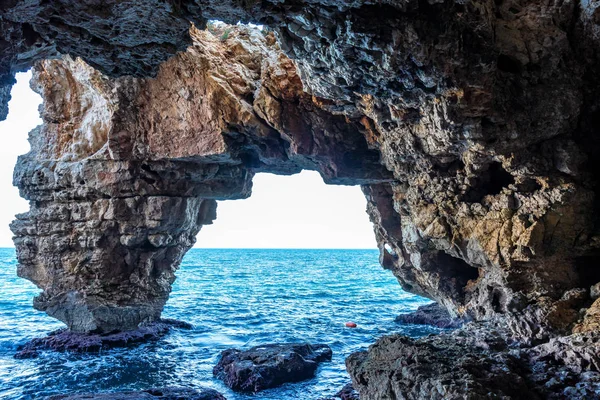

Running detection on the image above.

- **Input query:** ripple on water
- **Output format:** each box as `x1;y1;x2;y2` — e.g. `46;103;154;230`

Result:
0;248;440;400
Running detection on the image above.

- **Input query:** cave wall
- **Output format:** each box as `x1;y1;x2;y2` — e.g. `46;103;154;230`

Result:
2;0;600;345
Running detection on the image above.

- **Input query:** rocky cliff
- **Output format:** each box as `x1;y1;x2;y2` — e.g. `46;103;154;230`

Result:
2;0;600;398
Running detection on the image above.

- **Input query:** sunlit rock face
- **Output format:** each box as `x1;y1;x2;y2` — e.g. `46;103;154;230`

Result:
3;0;600;397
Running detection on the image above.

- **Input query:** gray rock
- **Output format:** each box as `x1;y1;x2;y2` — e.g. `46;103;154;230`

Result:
590;282;600;300
395;302;467;329
213;343;332;392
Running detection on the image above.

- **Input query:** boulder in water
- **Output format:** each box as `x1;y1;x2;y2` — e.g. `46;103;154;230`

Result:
213;343;332;392
319;383;360;400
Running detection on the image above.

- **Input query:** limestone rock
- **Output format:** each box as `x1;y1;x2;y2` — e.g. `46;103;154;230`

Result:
213;343;332;392
347;323;600;399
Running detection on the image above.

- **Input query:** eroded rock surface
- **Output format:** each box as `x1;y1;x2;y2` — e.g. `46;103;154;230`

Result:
48;387;226;400
213;343;333;392
395;302;467;329
2;0;600;397
347;322;600;399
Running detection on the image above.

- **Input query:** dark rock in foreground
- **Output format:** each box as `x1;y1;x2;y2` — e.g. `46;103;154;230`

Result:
319;383;360;400
347;322;600;399
15;319;192;359
213;343;332;392
47;387;225;400
395;302;467;329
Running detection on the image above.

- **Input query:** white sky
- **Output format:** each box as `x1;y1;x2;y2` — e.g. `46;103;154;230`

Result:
0;71;38;248
0;72;377;249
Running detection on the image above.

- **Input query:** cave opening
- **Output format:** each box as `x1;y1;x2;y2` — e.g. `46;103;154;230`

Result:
195;171;377;249
429;251;480;304
463;161;515;203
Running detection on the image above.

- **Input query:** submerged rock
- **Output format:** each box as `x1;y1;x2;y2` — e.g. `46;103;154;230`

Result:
213;343;332;392
319;383;360;400
14;319;191;359
395;302;467;329
48;387;226;400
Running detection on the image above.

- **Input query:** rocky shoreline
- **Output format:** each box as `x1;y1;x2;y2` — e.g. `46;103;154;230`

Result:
347;322;600;399
15;319;192;359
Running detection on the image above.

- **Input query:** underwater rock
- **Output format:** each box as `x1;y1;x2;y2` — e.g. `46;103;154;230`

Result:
213;343;332;392
48;387;226;400
395;302;467;329
14;319;191;358
319;383;360;400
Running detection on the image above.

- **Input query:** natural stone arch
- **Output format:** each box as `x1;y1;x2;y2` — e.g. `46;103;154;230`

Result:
11;26;394;333
9;14;600;336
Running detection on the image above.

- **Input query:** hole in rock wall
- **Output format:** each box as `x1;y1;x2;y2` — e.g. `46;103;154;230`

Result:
463;161;515;203
0;71;40;248
497;54;522;74
196;171;377;249
429;251;480;303
575;254;600;288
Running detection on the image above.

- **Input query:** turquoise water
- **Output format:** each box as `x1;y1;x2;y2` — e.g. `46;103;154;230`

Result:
0;248;437;399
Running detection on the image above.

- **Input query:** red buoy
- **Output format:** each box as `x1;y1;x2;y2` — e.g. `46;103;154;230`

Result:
345;322;357;328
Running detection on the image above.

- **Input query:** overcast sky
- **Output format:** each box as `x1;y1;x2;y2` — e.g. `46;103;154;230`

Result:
0;72;377;249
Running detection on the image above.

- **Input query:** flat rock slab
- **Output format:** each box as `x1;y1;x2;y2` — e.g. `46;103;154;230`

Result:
47;387;225;400
395;302;467;329
15;319;192;359
213;343;332;392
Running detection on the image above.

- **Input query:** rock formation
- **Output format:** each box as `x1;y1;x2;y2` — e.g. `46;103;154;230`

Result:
319;383;360;400
2;0;600;398
14;319;192;358
10;25;389;333
213;343;333;392
395;302;467;329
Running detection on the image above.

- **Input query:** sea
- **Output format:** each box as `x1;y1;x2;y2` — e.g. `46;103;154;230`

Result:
0;248;439;399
